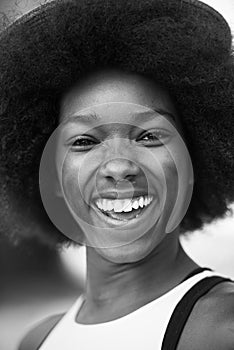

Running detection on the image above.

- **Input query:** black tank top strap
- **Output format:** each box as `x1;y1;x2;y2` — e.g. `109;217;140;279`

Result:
180;266;212;283
161;275;232;350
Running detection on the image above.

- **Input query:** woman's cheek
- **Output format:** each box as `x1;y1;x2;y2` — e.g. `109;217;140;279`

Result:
161;138;194;234
62;156;84;207
148;148;179;222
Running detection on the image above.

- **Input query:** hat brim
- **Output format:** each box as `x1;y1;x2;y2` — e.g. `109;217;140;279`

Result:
0;0;231;39
0;0;232;99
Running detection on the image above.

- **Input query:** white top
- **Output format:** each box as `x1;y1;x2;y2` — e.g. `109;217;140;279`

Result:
39;270;225;350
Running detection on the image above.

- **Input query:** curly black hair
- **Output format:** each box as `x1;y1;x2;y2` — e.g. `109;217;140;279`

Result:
0;0;234;248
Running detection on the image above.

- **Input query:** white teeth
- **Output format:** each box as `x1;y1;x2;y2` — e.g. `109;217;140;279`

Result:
139;196;144;208
132;200;139;210
95;195;153;213
102;199;107;211
106;200;113;211
101;199;107;211
123;201;133;212
96;201;104;211
114;200;128;213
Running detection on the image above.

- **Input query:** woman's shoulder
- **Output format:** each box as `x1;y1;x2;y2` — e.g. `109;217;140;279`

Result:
18;313;64;350
18;280;234;350
178;279;234;350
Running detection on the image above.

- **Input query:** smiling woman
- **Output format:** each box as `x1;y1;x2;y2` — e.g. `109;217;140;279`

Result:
46;69;193;260
1;0;234;349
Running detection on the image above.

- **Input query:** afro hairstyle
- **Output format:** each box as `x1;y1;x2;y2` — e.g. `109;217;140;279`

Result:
0;0;234;248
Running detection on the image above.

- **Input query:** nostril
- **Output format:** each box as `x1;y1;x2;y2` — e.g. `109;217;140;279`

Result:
125;175;136;183
114;176;137;187
105;176;115;181
98;158;140;181
104;176;136;184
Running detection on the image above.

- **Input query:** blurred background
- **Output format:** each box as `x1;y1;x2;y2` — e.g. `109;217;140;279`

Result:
0;0;234;349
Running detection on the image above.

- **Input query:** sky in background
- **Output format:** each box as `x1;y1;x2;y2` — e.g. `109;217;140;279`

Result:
202;0;234;33
0;0;234;279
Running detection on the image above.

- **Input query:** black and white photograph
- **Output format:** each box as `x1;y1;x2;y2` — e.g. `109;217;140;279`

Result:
0;0;234;349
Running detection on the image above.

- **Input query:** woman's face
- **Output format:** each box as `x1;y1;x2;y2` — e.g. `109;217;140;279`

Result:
55;69;193;263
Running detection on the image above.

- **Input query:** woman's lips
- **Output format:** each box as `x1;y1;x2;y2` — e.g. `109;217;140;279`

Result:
99;205;145;221
90;196;156;226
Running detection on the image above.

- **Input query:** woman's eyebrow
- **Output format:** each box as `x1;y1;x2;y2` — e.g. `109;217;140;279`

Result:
61;108;176;125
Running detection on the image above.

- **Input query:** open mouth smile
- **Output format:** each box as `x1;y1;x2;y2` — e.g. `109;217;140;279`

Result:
91;195;155;225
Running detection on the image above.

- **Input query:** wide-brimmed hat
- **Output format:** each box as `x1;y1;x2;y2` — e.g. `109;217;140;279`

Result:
0;0;234;247
0;0;232;102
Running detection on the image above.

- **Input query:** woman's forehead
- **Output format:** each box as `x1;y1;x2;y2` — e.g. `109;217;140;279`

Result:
60;104;176;129
59;69;179;123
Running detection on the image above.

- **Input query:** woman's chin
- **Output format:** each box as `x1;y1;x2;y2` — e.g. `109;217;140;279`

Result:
92;228;160;264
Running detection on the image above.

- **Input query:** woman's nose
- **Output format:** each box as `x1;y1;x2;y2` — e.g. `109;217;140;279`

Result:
98;158;140;183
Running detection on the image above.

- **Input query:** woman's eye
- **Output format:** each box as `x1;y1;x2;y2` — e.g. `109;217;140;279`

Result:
71;137;98;150
137;130;170;145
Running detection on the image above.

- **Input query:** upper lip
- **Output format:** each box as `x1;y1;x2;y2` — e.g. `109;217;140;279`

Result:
92;190;153;200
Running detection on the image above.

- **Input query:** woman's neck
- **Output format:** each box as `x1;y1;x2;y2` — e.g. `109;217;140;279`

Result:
77;233;199;323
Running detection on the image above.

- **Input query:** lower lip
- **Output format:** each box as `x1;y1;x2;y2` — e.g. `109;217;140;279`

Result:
90;198;156;227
